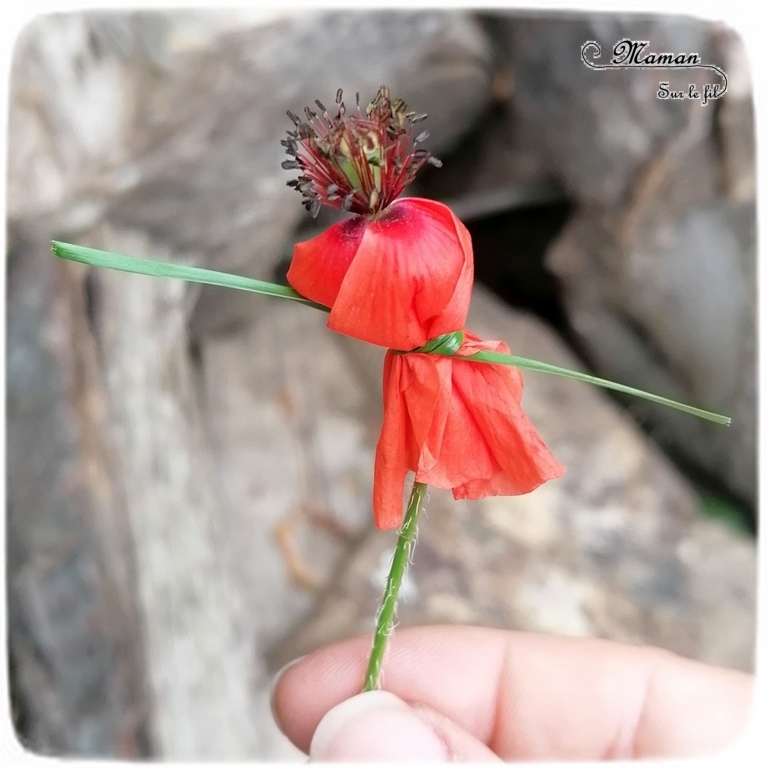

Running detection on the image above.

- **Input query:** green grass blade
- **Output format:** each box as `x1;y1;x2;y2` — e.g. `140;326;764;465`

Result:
50;241;730;426
461;350;731;426
51;240;330;312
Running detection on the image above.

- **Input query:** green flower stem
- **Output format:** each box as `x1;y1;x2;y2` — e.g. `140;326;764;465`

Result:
459;350;731;426
363;480;427;692
50;240;330;313
50;240;731;426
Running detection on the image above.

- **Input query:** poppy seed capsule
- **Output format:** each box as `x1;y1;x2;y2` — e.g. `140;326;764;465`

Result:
282;86;440;217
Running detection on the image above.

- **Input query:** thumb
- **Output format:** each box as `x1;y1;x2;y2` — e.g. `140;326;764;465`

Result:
309;690;502;762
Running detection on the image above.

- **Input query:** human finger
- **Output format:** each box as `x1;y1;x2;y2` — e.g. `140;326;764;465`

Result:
271;625;752;760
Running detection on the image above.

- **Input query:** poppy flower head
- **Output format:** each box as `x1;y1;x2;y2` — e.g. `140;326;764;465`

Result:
282;86;442;218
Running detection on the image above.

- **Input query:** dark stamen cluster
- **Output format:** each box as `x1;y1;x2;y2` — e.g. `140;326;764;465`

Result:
282;86;442;217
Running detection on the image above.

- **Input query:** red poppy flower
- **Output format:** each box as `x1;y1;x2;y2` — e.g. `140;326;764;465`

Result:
373;331;565;530
282;87;472;350
287;197;473;349
282;88;564;528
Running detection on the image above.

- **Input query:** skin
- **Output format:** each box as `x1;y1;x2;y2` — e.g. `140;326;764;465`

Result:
271;625;754;762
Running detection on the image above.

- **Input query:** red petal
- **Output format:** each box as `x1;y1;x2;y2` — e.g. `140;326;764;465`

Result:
449;342;565;499
373;353;411;530
287;216;366;307
457;333;524;403
415;373;497;489
399;354;454;482
328;198;473;349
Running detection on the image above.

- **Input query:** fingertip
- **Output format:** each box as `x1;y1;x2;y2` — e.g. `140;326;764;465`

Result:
309;691;451;761
271;645;368;750
270;654;307;732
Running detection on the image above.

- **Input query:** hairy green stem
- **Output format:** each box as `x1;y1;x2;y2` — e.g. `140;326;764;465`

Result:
363;481;427;692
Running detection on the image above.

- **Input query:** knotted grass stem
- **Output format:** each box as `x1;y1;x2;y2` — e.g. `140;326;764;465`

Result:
363;480;428;692
50;240;731;426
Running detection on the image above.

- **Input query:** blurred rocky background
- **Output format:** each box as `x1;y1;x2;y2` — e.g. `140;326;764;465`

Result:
6;9;756;760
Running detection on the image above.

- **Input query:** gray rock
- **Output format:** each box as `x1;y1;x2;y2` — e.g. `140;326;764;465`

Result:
489;12;717;205
7;231;148;756
471;13;757;507
7;10;315;221
547;139;756;505
102;10;494;335
8;9;755;763
713;25;756;203
9;13;177;221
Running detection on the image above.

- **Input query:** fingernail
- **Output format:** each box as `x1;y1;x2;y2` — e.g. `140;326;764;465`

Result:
310;690;449;761
270;654;306;729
